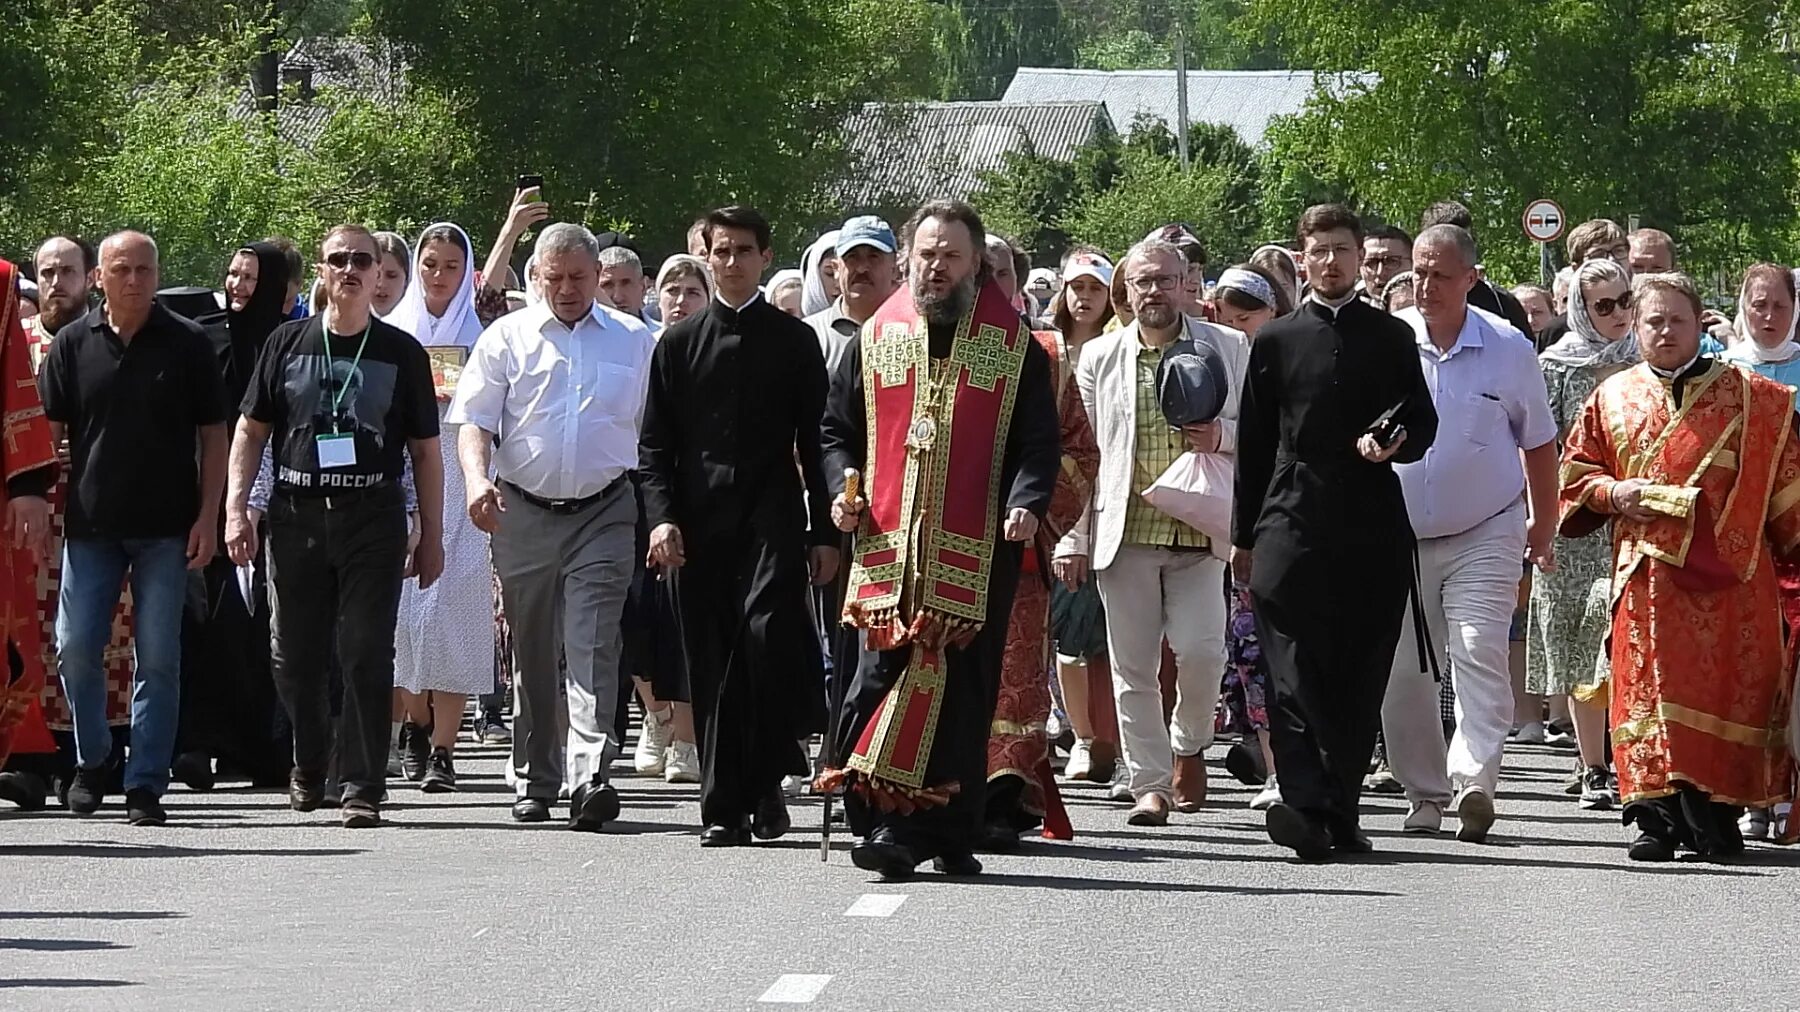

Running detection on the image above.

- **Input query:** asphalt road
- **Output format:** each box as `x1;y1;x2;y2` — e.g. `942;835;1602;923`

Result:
3;738;1797;1012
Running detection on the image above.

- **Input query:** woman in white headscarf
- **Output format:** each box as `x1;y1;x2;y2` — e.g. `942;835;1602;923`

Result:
799;230;840;317
1718;263;1800;841
382;222;496;791
765;268;805;317
1526;257;1639;812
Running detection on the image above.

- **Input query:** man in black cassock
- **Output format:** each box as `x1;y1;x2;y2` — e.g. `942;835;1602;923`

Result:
1231;204;1438;861
639;205;838;848
820;200;1060;880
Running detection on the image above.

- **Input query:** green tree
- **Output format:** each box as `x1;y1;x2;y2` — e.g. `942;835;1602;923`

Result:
1061;145;1260;263
928;0;1076;100
969;125;1122;262
1244;0;1800;283
366;0;939;259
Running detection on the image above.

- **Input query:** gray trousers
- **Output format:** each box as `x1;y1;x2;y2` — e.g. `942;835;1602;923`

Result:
491;480;634;800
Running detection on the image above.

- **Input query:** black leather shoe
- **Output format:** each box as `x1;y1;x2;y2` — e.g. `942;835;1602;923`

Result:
979;821;1022;853
700;820;752;847
569;781;620;832
1329;822;1375;854
124;788;166;826
850;829;918;881
171;751;215;792
932;851;984;877
1628;831;1676;862
0;771;49;811
511;797;551;823
751;792;791;841
1266;802;1333;862
288;770;324;813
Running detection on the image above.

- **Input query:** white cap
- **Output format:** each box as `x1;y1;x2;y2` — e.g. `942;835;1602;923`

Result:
1061;252;1114;286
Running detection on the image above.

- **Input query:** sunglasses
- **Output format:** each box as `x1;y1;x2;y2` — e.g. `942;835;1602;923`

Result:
1591;291;1634;317
324;250;376;272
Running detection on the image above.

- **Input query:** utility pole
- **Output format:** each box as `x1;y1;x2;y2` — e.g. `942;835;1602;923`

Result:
1174;9;1191;169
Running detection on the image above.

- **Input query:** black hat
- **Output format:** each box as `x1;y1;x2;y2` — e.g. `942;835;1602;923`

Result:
1157;335;1230;427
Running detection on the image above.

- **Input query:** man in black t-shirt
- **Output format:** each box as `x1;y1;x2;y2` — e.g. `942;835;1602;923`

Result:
223;223;443;829
38;230;229;827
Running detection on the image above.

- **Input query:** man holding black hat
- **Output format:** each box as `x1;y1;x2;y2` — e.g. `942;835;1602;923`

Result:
1055;236;1246;827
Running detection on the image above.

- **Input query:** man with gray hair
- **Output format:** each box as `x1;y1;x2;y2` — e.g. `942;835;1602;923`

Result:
448;221;654;830
596;243;649;321
1056;235;1247;827
1379;223;1558;844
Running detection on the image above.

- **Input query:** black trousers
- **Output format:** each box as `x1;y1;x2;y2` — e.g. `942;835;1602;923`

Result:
676;532;817;827
266;488;407;804
177;553;287;783
1252;562;1410;831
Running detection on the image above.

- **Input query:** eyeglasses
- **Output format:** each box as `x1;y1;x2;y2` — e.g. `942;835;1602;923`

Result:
1591;291;1634;317
1364;256;1407;270
1126;274;1181;293
324;250;376;272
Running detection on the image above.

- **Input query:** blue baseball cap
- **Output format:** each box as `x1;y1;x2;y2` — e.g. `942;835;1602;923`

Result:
835;215;896;256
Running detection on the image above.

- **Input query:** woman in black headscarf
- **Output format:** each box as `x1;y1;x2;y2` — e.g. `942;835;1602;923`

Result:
220;241;291;412
170;241;294;792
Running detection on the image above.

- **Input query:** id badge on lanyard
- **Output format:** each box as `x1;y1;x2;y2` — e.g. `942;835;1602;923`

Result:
318;315;372;469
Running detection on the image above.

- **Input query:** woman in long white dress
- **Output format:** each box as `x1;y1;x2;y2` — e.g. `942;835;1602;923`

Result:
382;222;495;791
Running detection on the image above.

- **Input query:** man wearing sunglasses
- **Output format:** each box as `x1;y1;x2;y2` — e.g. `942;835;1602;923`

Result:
225;224;444;830
1359;225;1412;308
1378;224;1558;845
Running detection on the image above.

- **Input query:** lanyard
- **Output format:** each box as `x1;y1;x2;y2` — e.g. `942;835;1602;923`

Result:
319;311;372;434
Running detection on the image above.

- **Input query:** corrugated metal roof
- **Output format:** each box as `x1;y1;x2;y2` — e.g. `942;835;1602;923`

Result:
229;37;405;150
841;100;1114;206
1002;68;1363;147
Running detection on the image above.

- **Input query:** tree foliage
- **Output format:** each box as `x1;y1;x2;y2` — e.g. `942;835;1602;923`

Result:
365;0;939;258
1243;0;1800;281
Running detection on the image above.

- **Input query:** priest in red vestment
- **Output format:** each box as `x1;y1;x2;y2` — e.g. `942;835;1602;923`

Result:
1559;272;1800;861
0;257;62;803
819;201;1061;879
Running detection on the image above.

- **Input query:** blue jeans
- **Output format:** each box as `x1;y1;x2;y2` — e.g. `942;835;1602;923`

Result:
56;536;190;794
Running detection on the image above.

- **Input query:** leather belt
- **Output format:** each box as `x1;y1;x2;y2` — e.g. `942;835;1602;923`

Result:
505;474;627;515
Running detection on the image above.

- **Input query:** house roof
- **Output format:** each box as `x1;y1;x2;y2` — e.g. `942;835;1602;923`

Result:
1002;68;1353;147
230;36;405;150
841;100;1114;206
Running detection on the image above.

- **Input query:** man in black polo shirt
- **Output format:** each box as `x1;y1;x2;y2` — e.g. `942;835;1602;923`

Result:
38;230;229;827
224;223;443;830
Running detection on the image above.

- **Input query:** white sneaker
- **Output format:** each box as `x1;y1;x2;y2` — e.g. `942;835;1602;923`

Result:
1741;808;1771;841
1403;800;1444;834
1249;776;1281;811
781;774;806;797
664;740;700;784
1510;721;1546;744
1063;739;1093;781
1105;761;1133;802
633;706;673;776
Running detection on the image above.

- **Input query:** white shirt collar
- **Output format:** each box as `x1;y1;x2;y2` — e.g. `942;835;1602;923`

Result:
1410;306;1482;356
532;301;607;334
1649;351;1703;379
716;290;762;313
1307;288;1360;318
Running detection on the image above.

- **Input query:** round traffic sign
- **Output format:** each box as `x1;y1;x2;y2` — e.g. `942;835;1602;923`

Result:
1522;199;1566;244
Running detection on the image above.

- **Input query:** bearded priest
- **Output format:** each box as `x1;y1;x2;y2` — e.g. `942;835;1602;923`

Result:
819;200;1061;880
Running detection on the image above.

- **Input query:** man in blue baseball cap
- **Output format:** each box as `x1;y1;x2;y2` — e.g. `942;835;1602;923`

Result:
805;216;900;373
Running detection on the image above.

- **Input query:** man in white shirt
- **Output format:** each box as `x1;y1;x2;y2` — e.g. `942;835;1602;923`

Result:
447;223;654;831
1055;238;1248;826
1381;224;1559;843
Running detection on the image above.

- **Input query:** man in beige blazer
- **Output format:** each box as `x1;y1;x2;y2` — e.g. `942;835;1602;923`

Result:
1053;238;1248;826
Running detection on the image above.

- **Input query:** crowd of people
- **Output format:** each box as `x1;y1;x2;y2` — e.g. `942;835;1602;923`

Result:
0;184;1797;876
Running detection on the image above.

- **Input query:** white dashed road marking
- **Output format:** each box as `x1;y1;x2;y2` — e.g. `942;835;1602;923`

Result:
843;893;908;917
758;974;833;1003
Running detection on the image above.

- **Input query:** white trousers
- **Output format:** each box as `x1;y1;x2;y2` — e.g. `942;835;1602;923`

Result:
1095;545;1227;801
1381;501;1526;806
